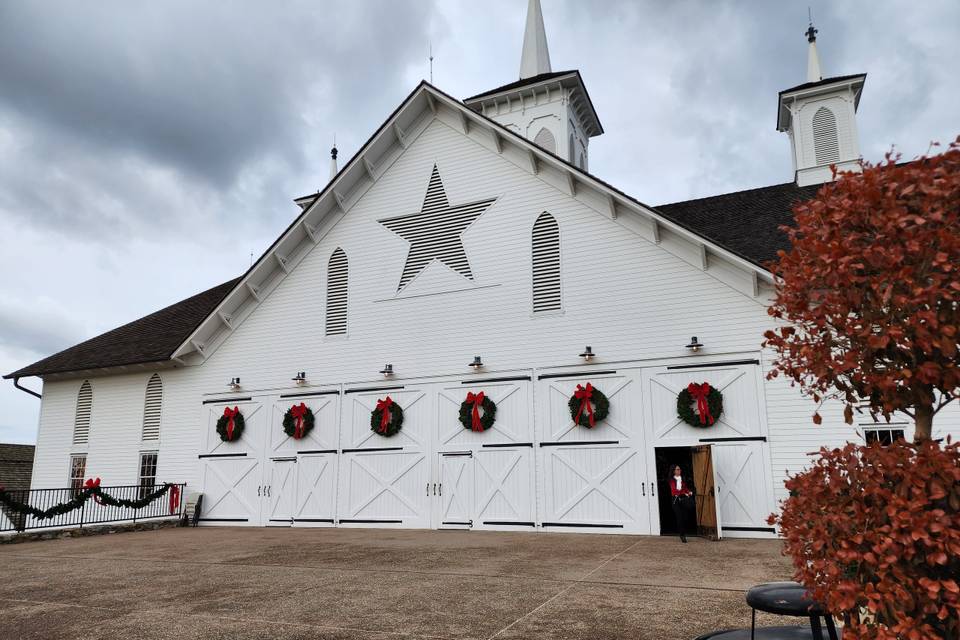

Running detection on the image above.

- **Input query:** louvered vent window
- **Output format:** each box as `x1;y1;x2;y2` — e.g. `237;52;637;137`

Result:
73;381;92;446
532;212;562;313
325;247;349;335
141;373;162;441
533;127;556;154
812;106;840;165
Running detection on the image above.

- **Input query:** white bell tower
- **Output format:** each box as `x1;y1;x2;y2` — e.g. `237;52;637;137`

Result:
777;21;866;187
464;0;603;170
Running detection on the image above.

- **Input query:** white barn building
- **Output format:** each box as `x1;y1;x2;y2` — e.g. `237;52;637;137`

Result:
7;2;958;537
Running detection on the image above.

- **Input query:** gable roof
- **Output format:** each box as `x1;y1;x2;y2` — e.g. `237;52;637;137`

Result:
655;181;821;266
464;70;577;101
8;81;789;380
4;278;239;379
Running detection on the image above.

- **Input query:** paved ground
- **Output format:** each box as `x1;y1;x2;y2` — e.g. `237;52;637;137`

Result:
0;527;798;639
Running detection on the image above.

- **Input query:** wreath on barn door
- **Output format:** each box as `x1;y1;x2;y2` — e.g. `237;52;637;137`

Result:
370;396;404;437
567;383;610;428
676;382;723;427
459;392;497;432
282;402;315;440
216;406;245;442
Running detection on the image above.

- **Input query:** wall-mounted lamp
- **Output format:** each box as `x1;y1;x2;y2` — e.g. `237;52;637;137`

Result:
379;364;394;378
292;371;307;385
469;355;484;371
228;377;241;391
685;336;704;353
579;346;595;362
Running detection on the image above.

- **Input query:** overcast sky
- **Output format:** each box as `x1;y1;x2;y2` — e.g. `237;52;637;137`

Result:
1;1;957;444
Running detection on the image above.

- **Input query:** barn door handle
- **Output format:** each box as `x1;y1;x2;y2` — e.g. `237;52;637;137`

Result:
438;483;442;497
426;483;430;496
257;485;261;497
650;482;655;497
268;485;272;497
641;483;646;496
432;483;436;496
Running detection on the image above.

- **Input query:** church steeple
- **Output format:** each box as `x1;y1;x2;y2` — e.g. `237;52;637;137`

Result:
520;0;552;79
777;20;866;186
463;0;603;170
805;20;822;82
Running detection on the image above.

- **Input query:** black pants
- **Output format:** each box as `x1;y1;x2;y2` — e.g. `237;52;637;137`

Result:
672;498;687;536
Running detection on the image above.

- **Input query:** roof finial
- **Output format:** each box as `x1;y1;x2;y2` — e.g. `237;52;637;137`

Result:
329;135;338;181
519;0;552;79
805;9;822;82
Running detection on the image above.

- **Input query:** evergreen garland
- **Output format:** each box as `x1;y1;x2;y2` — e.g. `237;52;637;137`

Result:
370;397;404;437
282;403;315;439
0;482;175;521
676;383;723;427
216;407;245;442
567;383;610;428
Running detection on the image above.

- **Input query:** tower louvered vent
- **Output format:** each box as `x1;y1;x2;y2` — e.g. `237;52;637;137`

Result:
326;247;349;335
73;380;92;445
533;127;556;154
532;212;561;313
812;106;840;165
142;373;162;441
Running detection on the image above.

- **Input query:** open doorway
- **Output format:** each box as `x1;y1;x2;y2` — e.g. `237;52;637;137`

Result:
654;446;697;536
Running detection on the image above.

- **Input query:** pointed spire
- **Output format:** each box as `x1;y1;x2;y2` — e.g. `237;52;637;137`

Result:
519;0;552;79
805;18;822;82
329;141;338;181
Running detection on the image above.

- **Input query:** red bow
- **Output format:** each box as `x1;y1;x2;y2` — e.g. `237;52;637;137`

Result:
223;406;240;441
169;485;181;515
465;391;485;432
574;383;596;427
83;477;102;504
687;382;715;425
290;403;308;439
375;397;393;433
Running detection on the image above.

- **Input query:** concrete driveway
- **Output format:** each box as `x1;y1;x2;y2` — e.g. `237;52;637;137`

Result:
0;527;797;639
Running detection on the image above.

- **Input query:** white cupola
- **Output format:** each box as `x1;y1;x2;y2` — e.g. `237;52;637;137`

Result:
777;21;866;187
463;0;603;170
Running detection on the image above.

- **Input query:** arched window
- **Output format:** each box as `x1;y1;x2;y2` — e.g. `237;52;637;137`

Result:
73;381;92;446
812;106;840;165
531;213;562;313
578;151;586;170
325;247;349;336
142;373;162;441
568;134;576;163
533;127;556;154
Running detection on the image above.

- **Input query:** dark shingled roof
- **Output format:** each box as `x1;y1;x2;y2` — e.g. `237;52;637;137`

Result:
5;278;240;379
655;181;822;267
464;70;576;101
778;73;866;97
0;443;35;491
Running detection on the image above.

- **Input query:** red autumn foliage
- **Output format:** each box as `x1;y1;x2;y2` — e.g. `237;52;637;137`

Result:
769;440;960;639
764;138;960;440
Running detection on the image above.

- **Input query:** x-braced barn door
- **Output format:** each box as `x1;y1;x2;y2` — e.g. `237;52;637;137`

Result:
264;458;297;526
438;452;473;528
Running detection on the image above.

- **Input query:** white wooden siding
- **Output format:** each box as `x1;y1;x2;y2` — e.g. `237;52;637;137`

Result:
27;116;960;534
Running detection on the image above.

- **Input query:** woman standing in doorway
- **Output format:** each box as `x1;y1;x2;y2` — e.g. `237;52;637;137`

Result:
669;464;694;543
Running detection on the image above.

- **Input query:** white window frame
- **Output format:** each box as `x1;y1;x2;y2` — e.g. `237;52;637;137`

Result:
68;454;87;491
137;451;159;498
861;424;907;446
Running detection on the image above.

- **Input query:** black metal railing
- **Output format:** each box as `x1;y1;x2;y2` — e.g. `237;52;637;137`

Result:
0;483;187;533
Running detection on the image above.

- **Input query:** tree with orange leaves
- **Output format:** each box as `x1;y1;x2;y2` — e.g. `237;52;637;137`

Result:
764;138;960;441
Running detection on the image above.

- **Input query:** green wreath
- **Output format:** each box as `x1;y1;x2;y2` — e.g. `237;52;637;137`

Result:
282;403;315;439
676;383;723;428
567;383;610;428
459;392;497;432
216;407;245;442
370;397;404;437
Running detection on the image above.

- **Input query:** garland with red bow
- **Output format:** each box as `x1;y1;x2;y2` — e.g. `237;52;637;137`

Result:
567;383;610;428
370;396;404;437
459;391;497;432
0;479;177;520
676;382;723;428
215;406;246;442
282;403;315;440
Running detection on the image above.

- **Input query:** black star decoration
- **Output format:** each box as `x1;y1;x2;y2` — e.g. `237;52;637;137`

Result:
379;164;496;292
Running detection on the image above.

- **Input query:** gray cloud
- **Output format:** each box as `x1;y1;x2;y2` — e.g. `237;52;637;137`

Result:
0;0;957;443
